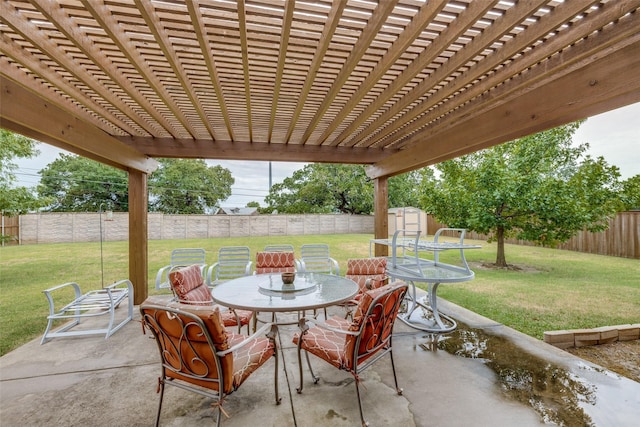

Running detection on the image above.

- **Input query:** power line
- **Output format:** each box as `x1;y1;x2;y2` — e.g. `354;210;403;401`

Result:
13;167;273;205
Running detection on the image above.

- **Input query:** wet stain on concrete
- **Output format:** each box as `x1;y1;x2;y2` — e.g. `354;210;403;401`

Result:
434;323;596;426
325;409;348;421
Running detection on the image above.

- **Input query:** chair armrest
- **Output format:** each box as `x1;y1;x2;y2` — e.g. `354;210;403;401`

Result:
173;298;214;306
298;258;340;275
434;227;466;243
104;279;134;308
43;281;83;296
364;277;388;290
298;317;357;337
106;279;133;294
155;265;172;290
217;322;278;356
329;257;340;275
199;264;208;278
206;263;219;286
43;282;82;313
244;261;253;276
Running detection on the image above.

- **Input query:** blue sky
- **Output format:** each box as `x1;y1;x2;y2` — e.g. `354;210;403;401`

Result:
14;103;640;207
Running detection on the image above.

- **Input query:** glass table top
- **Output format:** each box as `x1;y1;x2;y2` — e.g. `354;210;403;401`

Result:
211;273;358;312
386;257;475;283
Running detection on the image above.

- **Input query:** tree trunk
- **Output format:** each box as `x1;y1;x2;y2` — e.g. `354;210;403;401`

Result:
495;226;507;267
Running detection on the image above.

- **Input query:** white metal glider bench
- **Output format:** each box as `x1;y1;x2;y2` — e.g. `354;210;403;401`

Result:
41;279;134;344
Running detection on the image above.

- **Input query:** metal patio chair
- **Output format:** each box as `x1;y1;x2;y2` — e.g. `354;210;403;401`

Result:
206;246;252;286
297;243;339;318
298;243;340;275
293;282;409;427
155;248;207;290
140;301;280;427
342;257;389;319
169;264;253;334
254;251;298;274
263;244;295;252
253;250;299;325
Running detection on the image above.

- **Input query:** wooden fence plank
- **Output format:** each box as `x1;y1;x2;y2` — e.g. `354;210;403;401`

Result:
0;215;20;246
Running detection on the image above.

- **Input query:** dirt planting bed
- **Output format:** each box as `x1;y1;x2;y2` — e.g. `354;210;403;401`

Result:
565;340;640;383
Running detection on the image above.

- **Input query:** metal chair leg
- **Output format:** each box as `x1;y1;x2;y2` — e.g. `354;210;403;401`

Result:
215;399;222;427
296;342;305;393
354;375;369;427
267;325;282;405
305;350;319;384
155;378;165;427
389;348;403;395
274;351;281;404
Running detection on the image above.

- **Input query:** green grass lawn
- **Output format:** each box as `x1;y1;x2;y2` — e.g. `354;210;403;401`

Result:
1;234;638;356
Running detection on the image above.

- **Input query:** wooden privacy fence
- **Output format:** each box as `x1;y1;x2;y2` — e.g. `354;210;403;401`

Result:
387;210;639;259
556;211;639;259
1;214;19;246
447;212;639;260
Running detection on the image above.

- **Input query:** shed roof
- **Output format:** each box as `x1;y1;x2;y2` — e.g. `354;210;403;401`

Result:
217;207;259;215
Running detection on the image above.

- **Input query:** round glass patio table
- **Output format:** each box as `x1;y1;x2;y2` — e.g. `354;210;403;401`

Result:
211;273;358;313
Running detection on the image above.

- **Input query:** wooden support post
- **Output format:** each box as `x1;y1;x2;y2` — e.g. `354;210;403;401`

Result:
373;177;389;257
128;170;148;304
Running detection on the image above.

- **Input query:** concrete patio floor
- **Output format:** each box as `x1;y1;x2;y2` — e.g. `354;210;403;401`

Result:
1;289;638;427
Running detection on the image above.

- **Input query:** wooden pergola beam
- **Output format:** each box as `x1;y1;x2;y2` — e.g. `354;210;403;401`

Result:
1;76;158;174
120;137;392;164
367;38;640;179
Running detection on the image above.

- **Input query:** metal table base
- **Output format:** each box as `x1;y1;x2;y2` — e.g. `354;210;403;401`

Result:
377;229;480;334
398;281;457;333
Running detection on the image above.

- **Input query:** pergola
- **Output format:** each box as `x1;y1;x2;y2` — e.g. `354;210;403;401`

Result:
2;0;639;303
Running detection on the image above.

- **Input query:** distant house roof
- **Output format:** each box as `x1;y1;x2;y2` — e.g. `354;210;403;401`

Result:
217;207;259;216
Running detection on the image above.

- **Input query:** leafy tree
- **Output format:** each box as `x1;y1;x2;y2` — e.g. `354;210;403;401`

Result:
264;164;420;214
389;169;425;209
38;154;129;211
619;174;640;211
38;156;233;214
0;130;44;217
265;164;371;214
246;201;260;208
149;159;233;214
418;122;622;267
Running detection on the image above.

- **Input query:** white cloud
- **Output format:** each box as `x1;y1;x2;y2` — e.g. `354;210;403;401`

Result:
572;102;640;180
206;160;308;206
